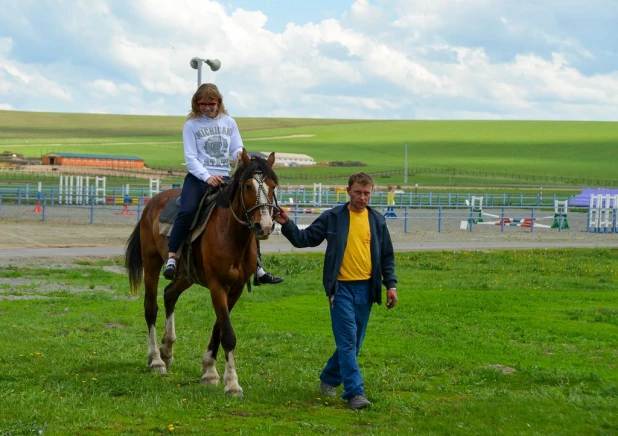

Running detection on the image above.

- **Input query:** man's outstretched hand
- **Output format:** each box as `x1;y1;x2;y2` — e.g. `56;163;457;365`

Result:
275;208;289;224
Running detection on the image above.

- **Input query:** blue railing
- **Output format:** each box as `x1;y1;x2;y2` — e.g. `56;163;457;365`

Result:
2;183;614;233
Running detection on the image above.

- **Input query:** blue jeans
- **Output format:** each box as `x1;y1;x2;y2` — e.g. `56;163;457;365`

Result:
168;173;229;253
320;280;372;400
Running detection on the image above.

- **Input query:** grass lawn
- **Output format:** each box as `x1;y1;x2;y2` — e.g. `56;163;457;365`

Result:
0;249;616;434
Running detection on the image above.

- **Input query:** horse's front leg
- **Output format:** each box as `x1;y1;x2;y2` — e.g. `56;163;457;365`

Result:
200;321;242;394
221;288;244;396
223;347;242;396
160;279;190;368
201;323;221;385
203;286;244;396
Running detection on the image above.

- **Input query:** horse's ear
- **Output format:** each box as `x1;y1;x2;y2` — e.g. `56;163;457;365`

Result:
241;148;251;166
266;152;275;168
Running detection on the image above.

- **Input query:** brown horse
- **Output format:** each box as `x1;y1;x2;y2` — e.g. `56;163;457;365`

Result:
125;150;278;395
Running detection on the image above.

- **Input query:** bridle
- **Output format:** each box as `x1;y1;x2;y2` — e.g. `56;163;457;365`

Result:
230;170;280;230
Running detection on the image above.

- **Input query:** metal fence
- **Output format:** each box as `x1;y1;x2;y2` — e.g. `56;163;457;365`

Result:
280;206;616;234
0;182;576;209
2;180;617;233
1;194;615;234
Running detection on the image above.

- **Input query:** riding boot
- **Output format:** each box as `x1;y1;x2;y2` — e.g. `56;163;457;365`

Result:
163;257;177;280
254;271;284;286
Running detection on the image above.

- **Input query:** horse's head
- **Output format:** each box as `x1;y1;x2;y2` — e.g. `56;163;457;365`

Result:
219;149;279;239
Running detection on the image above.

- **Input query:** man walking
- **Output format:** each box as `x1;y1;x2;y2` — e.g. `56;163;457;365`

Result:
275;172;398;409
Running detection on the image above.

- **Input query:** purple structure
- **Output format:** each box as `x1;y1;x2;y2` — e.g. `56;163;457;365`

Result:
569;188;618;207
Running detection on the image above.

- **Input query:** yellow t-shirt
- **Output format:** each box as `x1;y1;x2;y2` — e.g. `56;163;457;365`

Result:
338;209;372;281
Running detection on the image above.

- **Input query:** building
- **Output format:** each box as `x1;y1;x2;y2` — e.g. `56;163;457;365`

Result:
42;152;145;169
248;151;315;167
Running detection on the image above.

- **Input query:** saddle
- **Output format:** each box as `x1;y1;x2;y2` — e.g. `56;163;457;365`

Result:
158;189;222;285
158;190;219;239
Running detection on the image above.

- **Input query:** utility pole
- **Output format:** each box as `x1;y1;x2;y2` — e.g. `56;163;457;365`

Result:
403;142;408;184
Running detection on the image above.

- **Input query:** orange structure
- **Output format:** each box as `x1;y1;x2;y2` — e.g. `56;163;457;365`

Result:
42;152;145;169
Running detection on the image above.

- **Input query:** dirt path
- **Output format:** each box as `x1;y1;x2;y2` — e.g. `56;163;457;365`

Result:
2;216;617;254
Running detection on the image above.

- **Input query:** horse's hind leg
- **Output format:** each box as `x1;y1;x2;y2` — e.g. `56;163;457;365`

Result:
160;279;191;368
143;258;167;374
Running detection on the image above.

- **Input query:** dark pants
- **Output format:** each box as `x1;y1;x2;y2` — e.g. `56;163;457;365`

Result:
168;173;216;253
256;241;262;268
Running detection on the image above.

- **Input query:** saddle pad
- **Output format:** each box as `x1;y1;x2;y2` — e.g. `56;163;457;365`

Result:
159;197;180;224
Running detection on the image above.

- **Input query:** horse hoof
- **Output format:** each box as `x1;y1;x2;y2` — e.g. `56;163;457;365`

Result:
201;375;220;385
225;388;244;398
151;366;168;374
159;348;174;367
149;361;168;374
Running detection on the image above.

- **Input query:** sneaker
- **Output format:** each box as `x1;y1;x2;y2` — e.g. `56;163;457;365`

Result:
253;272;284;286
163;257;176;280
319;381;336;397
348;394;371;410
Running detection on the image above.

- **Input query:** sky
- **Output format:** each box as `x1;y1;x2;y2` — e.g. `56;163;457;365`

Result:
0;0;617;120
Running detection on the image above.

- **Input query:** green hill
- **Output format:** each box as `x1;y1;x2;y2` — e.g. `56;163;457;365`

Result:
1;110;616;187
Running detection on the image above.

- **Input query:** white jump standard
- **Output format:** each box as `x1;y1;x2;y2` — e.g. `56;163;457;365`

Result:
461;197;568;230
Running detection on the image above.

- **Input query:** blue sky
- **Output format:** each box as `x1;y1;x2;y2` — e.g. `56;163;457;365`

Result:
0;0;616;120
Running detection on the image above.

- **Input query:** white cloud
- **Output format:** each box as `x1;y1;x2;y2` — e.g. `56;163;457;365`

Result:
0;54;73;101
343;0;391;33
0;0;615;120
88;80;139;98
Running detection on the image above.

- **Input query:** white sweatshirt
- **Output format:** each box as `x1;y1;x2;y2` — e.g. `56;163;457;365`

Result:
182;113;244;181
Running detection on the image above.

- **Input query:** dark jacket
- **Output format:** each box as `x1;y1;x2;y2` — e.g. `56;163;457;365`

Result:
280;203;397;305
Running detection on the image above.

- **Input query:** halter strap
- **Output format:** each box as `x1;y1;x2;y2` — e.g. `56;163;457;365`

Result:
231;170;279;228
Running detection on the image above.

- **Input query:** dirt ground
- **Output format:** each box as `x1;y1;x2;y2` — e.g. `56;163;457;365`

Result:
1;209;617;290
0;221;134;249
2;209;617;250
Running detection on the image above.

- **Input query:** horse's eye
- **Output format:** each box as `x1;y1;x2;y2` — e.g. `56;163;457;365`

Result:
244;183;253;191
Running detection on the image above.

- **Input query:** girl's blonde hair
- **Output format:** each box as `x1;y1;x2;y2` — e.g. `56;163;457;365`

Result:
187;83;228;119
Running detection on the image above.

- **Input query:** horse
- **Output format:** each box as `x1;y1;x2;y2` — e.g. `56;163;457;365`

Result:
124;149;278;396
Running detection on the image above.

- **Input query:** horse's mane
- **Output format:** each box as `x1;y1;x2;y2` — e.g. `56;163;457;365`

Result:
216;155;279;208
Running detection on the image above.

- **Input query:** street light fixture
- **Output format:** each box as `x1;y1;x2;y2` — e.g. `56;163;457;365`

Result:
190;57;221;88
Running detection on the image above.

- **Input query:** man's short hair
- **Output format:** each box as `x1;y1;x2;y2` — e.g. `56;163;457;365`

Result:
347;172;374;189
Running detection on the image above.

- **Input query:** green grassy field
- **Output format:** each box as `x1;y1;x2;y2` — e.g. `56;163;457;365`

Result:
1;250;616;435
1;110;617;187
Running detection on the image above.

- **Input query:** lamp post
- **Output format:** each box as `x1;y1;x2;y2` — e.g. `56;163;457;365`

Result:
190;57;221;88
403;142;408;185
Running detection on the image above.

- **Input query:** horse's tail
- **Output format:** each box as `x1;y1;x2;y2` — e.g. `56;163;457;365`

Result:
125;222;143;293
